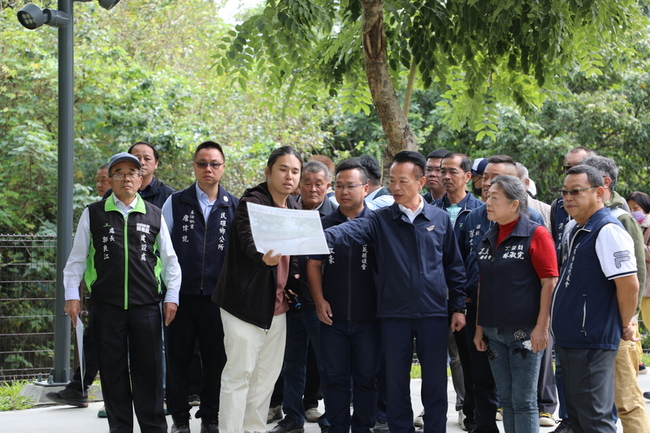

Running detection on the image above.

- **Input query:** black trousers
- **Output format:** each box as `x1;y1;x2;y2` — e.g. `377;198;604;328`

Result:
92;300;166;433
165;295;226;419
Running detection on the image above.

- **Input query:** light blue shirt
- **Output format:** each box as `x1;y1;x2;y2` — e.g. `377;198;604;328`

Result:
162;183;217;232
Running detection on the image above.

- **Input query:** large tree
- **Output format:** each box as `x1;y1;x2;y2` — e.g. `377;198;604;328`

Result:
217;0;647;165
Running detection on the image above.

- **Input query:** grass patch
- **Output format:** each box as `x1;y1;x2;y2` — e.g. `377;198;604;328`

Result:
410;363;421;379
0;381;34;411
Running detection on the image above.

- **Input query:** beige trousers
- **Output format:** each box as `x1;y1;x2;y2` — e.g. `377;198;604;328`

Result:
219;309;287;433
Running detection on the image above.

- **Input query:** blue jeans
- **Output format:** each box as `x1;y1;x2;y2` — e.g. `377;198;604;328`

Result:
483;327;542;433
321;319;381;433
282;306;330;428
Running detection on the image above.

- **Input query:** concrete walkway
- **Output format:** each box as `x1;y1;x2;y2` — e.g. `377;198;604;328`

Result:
2;374;650;432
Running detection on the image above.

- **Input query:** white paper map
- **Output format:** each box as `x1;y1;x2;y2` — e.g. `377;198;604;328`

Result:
247;202;330;256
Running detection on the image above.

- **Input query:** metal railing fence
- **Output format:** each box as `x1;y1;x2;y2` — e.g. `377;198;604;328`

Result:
0;235;57;382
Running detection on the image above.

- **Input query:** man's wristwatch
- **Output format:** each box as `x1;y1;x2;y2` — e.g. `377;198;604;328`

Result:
452;308;467;315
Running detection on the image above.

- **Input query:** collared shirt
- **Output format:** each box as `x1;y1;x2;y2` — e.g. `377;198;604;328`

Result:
365;187;395;210
398;195;424;222
63;194;181;305
161;184;217;230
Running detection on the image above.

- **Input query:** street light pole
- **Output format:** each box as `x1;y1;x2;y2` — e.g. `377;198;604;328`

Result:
52;0;74;384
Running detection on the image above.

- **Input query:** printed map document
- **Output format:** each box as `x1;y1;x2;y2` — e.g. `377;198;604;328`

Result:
247;202;330;256
75;316;85;390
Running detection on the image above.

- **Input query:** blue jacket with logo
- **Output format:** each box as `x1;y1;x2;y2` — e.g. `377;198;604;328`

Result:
169;183;238;296
324;201;466;319
550;207;627;350
319;206;377;321
433;191;484;239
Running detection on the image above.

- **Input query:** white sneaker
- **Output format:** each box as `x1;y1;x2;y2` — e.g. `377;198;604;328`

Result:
540;412;556;427
458;410;467;430
413;410;424;427
305;407;322;423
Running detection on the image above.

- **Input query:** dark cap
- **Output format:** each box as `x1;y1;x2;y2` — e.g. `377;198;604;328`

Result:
108;152;141;173
471;158;488;175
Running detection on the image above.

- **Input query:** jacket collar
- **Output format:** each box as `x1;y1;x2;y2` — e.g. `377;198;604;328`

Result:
105;193;146;214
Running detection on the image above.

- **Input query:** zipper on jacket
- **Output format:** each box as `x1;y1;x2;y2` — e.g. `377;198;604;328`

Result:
581;294;588;336
347;246;352;320
123;214;129;310
199;208;210;294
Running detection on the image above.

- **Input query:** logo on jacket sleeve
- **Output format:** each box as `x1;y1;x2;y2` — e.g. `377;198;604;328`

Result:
613;250;631;268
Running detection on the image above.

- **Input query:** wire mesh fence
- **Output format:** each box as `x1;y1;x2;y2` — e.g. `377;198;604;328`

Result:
0;235;57;382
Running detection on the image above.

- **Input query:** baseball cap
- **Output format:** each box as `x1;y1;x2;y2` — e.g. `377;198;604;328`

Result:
471;158;488;176
108;152;141;172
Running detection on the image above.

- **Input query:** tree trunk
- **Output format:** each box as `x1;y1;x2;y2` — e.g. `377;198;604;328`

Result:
361;0;417;180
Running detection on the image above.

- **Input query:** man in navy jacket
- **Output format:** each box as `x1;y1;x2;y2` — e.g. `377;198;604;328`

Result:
324;151;467;433
162;141;238;433
307;158;379;433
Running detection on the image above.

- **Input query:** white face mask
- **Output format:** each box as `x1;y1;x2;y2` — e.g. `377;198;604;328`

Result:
631;210;645;224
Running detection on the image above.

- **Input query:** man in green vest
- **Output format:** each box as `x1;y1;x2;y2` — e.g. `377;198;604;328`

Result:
63;152;182;433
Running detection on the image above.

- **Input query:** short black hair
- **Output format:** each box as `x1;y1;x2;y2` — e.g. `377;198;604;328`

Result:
426;148;450;159
392;151;426;178
335;158;368;184
486;155;516;166
357;155;382;184
194;140;225;161
441;152;472;173
626;191;650;214
128;141;159;161
566;164;605;188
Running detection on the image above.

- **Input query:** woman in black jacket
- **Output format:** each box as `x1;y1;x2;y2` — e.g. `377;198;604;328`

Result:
213;146;302;433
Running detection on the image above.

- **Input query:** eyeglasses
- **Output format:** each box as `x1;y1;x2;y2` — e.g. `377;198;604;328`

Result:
109;172;140;181
334;184;365;191
559;186;596;197
194;161;224;170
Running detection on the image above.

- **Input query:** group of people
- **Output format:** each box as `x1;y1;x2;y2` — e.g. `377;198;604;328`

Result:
49;140;650;433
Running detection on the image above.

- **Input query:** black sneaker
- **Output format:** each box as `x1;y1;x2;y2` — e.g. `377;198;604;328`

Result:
200;415;218;433
268;416;305;433
188;394;200;406
551;419;572;433
45;388;88;407
171;412;191;433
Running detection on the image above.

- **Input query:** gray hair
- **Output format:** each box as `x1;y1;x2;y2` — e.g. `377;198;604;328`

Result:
581;156;618;191
515;162;529;181
490;175;529;217
302;160;329;180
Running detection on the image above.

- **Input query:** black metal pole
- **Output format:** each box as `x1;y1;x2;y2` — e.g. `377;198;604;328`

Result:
52;0;74;384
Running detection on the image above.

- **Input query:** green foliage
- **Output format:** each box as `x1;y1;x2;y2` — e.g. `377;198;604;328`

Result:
216;0;648;132
0;381;34;411
0;1;329;234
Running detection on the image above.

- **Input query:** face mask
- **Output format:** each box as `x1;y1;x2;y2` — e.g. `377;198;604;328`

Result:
631;210;645;224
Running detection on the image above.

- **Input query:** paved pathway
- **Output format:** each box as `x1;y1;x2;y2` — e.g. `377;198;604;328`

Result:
2;374;650;432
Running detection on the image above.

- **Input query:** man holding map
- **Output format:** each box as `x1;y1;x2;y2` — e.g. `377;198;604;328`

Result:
322;151;467;433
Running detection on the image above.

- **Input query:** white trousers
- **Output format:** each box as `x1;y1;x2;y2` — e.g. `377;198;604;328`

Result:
219;308;287;433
